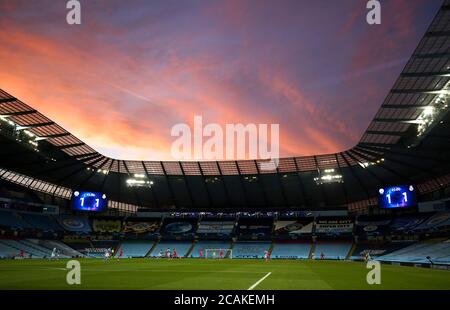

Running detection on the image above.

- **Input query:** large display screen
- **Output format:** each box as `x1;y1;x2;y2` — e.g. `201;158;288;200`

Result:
378;185;417;209
71;191;108;212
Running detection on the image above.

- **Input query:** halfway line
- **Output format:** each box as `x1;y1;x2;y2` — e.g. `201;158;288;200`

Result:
247;271;271;290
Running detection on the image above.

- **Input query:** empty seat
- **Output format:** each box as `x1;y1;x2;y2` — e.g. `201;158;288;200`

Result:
233;242;270;259
190;241;231;257
150;241;193;257
271;243;311;259
314;242;352;260
118;241;155;258
377;240;450;264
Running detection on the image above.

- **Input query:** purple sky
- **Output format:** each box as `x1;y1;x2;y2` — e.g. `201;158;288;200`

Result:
0;0;442;160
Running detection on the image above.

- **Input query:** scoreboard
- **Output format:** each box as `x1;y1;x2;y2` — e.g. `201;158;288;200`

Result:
71;191;108;212
378;185;417;209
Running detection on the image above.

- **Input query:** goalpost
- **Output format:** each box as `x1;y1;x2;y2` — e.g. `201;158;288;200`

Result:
205;248;233;259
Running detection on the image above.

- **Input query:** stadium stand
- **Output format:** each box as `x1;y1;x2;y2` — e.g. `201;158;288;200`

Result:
56;215;91;234
63;240;93;256
233;242;271;259
315;217;354;237
0;204;448;264
0;241;16;258
86;240;118;258
355;216;392;240
313;241;352;260
389;214;429;234
413;212;450;232
150;241;193;258
273;219;314;238
160;218;197;239
196;221;235;238
190;241;231;258
27;239;83;257
21;213;62;232
122;219;161;238
16;239;59;257
0;239;48;258
377;239;450;264
0;182;44;204
350;241;414;260
0;238;82;258
0;209;33;230
271;242;311;259
236;218;273;240
92;219;122;234
117;240;155;258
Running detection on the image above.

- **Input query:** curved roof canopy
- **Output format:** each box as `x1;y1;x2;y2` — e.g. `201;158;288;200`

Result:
1;2;450;211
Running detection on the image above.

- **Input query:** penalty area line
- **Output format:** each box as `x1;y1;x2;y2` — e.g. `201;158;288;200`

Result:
247;272;271;290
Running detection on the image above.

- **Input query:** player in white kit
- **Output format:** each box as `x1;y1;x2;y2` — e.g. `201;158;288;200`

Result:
50;247;57;260
104;248;111;262
264;250;270;262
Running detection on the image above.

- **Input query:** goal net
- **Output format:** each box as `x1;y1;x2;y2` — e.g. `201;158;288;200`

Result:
205;248;233;259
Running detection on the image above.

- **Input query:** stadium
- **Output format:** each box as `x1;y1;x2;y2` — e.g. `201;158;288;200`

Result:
0;0;450;294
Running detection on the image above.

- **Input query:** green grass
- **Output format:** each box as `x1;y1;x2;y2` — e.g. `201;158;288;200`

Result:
0;258;448;290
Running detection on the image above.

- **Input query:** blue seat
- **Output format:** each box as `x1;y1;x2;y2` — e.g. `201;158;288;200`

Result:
150;241;193;257
271;243;311;259
22;213;62;231
314;242;352;260
233;242;270;259
377;240;450;264
190;241;231;257
0;210;32;229
118;241;155;257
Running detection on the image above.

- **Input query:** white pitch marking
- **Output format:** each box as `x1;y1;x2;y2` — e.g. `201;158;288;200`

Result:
247;271;271;290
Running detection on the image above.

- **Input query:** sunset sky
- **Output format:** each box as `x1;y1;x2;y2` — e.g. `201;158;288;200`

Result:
0;0;442;160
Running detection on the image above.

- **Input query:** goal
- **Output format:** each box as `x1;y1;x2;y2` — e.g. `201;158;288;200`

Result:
205;248;233;259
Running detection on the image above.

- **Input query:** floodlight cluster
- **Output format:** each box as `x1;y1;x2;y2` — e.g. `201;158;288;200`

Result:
126;173;154;187
243;176;258;183
358;158;385;169
0;116;39;152
86;167;109;175
416;81;449;137
314;168;343;185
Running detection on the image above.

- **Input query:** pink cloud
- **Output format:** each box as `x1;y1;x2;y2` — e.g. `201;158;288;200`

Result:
0;0;436;161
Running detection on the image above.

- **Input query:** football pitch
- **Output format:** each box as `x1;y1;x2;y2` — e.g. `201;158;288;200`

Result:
0;259;449;290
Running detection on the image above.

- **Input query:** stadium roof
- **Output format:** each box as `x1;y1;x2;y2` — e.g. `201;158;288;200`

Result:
1;2;450;212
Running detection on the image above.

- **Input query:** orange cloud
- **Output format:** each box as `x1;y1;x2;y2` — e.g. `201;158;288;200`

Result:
0;0;434;161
